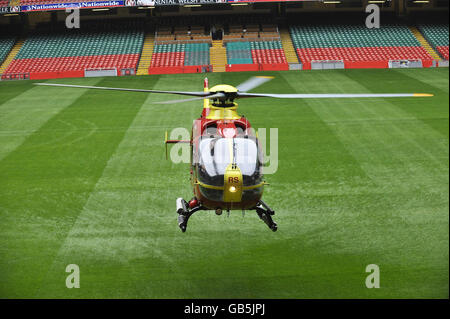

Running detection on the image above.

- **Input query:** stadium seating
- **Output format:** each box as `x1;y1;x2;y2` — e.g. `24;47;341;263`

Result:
5;21;144;74
418;24;449;60
0;36;16;65
290;24;434;68
226;42;253;65
226;40;287;65
155;25;210;43
151;43;210;68
250;41;287;64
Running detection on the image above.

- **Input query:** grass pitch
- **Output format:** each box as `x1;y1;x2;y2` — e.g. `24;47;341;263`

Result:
0;68;448;298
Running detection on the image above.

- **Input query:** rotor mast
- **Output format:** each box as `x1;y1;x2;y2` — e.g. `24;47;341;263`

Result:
203;83;240;120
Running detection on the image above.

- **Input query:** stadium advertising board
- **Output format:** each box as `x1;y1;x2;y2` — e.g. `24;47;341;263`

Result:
125;0;225;5
132;0;310;5
0;0;318;14
0;5;21;13
226;0;311;2
3;1;125;13
124;0;313;6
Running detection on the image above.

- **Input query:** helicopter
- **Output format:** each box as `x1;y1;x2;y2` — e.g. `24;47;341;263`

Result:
35;76;432;232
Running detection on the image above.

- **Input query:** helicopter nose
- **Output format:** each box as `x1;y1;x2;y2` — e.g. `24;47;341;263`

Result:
223;164;243;203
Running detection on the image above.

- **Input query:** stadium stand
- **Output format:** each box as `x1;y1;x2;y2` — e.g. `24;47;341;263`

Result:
185;43;210;66
418;24;449;60
290;24;435;69
151;43;210;68
226;42;253;65
251;41;287;64
151;44;185;67
4;21;144;76
223;24;287;71
226;40;287;65
155;25;210;44
0;13;447;78
150;24;212;73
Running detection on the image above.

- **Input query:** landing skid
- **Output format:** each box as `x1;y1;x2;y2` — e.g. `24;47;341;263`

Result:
176;198;204;232
176;198;277;232
255;200;278;232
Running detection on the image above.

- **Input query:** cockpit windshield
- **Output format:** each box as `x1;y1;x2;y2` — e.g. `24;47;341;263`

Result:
197;137;262;186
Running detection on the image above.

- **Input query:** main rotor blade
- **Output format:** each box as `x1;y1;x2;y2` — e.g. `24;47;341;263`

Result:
236;76;274;93
153;93;226;105
237;92;434;99
34;83;208;97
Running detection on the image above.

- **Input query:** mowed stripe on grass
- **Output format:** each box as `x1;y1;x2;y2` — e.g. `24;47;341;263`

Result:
280;69;448;297
0;76;156;297
36;73;203;298
0;78;102;161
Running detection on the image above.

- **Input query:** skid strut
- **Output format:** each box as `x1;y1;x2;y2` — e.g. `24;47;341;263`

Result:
176;198;203;232
256;200;278;232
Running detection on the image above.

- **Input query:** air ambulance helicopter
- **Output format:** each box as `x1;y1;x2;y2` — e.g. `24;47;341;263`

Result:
36;77;432;232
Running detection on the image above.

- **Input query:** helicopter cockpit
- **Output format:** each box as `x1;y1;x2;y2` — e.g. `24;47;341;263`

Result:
195;129;264;204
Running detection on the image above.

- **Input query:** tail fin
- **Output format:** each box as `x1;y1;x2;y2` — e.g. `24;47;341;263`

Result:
202;78;210;117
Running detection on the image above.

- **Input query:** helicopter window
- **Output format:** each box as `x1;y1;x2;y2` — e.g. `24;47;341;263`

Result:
198;138;230;179
235;125;246;137
234;138;263;186
233;138;258;176
203;124;219;138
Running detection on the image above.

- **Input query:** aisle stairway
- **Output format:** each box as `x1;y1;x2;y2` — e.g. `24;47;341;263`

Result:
409;26;441;60
136;33;155;75
0;37;24;74
280;29;299;63
210;40;226;73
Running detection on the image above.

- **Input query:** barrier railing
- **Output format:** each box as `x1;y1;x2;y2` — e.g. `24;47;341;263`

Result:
155;39;213;45
223;37;281;44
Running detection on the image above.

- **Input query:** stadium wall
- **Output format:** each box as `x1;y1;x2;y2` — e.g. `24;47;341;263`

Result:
148;65;211;75
29;70;84;80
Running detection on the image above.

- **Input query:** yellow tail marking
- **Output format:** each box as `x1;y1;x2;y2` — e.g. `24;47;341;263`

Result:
414;93;434;97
